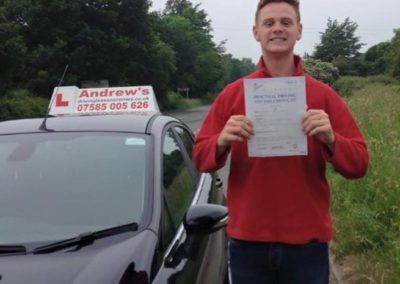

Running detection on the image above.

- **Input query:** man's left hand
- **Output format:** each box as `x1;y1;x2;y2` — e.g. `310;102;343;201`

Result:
302;109;335;151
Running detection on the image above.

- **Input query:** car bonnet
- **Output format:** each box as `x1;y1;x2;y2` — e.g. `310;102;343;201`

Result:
0;230;157;284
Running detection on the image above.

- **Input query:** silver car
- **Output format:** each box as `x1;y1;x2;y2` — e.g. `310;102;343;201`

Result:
0;114;229;284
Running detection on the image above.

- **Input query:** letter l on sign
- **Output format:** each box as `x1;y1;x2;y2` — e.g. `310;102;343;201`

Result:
55;93;69;107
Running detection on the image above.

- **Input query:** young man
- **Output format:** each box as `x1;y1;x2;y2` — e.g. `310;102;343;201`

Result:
193;0;369;283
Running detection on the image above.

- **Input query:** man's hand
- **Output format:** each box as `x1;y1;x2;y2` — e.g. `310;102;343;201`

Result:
302;109;335;151
217;115;254;158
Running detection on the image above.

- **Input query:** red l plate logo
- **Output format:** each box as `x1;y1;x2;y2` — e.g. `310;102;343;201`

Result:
55;93;69;107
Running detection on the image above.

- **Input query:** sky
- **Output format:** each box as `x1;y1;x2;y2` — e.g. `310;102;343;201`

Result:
150;0;400;63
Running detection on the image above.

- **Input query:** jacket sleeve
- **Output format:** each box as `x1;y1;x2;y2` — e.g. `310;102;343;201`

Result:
193;89;232;173
322;89;369;179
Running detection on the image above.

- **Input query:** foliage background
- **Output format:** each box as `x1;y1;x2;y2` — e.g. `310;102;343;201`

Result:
0;0;256;116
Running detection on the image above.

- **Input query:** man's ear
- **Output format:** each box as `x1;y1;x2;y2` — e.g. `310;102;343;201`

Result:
253;25;260;42
297;23;303;41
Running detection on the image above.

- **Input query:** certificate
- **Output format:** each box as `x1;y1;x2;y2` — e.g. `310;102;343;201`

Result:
244;77;307;157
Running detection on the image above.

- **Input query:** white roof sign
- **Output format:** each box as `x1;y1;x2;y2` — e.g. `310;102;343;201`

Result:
49;85;159;116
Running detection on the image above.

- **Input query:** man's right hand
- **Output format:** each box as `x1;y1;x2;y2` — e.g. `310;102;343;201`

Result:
216;115;254;158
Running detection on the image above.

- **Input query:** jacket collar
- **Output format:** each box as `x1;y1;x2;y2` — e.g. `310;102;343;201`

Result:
257;55;304;77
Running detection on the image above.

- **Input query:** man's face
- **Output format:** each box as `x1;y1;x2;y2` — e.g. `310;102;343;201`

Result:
253;2;302;56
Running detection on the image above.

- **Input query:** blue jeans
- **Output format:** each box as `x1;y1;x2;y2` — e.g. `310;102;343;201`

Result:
229;239;329;284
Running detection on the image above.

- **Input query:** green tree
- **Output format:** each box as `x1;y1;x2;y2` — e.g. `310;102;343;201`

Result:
0;4;27;94
313;18;364;75
0;0;255;113
164;0;211;34
159;0;225;98
364;42;391;75
229;57;256;82
388;29;400;79
314;18;364;61
2;0;172;101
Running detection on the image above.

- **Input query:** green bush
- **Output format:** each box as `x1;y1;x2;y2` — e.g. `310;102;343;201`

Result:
333;75;399;97
303;58;340;85
164;91;187;110
200;92;217;105
365;74;399;85
161;91;202;111
332;76;367;97
0;89;48;121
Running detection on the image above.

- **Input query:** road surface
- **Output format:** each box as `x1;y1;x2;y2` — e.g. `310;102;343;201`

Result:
167;105;230;188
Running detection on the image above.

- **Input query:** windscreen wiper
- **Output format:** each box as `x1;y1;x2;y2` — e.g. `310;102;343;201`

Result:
33;222;138;254
0;245;27;255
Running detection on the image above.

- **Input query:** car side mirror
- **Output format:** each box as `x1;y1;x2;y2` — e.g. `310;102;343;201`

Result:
165;205;227;267
183;204;228;235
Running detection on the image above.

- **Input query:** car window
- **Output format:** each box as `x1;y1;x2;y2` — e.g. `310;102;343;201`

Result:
162;129;195;243
174;126;199;183
0;132;147;244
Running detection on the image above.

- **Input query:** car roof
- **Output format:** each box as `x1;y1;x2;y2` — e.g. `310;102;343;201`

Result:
0;114;178;135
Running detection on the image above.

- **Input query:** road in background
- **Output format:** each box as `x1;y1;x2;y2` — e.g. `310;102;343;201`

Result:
166;105;210;132
167;105;230;190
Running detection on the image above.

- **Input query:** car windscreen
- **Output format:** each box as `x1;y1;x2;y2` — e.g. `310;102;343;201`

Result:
0;132;148;244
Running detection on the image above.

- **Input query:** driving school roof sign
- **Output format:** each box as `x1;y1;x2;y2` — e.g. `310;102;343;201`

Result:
49;86;159;116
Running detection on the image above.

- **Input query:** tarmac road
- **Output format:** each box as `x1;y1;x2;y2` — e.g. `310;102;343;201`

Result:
167;105;230;188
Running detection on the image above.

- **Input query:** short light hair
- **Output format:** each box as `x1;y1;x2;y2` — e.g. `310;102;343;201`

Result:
255;0;301;23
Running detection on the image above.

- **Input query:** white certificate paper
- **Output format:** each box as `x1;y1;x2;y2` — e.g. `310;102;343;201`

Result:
244;77;307;157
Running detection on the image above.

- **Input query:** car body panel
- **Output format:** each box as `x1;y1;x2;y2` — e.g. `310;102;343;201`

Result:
0;230;157;284
0;114;157;134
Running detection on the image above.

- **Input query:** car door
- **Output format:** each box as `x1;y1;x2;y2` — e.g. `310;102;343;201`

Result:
171;125;228;284
152;123;227;283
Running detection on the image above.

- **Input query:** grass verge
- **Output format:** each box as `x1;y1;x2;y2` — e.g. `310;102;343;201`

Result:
329;82;400;283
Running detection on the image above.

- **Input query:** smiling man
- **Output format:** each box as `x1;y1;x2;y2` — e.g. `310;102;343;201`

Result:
193;0;369;283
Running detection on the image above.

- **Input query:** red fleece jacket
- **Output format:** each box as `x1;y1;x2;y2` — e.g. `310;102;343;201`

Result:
193;56;369;244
